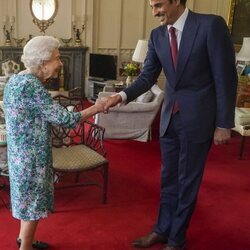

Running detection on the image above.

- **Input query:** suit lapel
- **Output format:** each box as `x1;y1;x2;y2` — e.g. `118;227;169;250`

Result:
175;11;199;85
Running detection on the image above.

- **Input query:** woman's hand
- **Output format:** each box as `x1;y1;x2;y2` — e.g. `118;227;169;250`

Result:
80;98;109;121
103;94;122;111
94;98;108;113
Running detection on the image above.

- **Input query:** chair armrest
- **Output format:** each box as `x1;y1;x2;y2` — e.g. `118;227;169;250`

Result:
109;102;159;113
84;120;107;157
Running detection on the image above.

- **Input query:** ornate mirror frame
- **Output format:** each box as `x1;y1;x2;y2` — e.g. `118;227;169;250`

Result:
30;0;58;33
228;0;250;49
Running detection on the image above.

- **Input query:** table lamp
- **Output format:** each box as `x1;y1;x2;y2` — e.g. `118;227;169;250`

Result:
132;39;148;63
236;37;250;62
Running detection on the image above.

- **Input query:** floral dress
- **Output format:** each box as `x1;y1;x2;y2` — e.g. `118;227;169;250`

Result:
3;74;82;220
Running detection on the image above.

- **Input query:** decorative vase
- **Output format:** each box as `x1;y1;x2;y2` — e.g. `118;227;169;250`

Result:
126;76;133;86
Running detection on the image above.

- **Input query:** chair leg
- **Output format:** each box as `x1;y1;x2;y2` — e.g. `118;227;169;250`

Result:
102;164;109;204
239;136;246;160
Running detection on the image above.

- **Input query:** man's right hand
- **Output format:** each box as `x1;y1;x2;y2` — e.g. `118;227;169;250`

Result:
102;94;122;113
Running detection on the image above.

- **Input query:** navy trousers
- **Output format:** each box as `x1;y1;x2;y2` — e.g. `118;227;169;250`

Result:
155;113;212;246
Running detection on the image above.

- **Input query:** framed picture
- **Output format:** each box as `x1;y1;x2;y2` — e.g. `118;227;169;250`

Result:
228;0;250;46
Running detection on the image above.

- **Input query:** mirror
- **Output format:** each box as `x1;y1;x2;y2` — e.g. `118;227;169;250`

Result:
30;0;58;33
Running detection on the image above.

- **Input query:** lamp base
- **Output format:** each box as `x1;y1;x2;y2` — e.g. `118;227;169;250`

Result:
74;39;82;47
4;40;11;46
126;76;133;87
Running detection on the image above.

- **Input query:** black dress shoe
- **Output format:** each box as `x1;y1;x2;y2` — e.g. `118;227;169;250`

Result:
132;231;167;248
16;238;49;249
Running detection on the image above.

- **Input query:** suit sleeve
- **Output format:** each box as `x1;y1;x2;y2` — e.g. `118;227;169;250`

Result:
207;16;237;128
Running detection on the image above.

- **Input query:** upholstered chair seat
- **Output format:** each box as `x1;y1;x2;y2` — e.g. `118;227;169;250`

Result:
53;145;108;171
232;107;250;159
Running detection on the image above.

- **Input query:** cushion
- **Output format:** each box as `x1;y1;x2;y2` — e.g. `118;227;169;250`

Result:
136;90;153;103
52;145;107;171
233;124;250;136
235;107;250;125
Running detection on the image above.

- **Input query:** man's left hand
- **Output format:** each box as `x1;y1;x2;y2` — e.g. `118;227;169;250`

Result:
213;127;231;145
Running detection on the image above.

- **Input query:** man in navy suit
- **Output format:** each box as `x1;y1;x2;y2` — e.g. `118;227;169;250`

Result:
103;0;237;249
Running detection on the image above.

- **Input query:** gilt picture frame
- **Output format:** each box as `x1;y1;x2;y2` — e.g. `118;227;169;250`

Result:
228;0;250;47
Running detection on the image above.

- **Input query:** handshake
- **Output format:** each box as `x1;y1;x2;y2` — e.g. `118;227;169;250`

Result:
94;94;123;114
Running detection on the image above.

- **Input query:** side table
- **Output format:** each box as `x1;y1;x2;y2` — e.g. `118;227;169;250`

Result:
103;81;126;93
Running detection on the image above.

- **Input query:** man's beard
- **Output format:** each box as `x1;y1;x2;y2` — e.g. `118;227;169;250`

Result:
156;13;167;26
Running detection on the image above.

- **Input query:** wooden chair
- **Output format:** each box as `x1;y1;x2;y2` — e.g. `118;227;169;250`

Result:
52;95;109;204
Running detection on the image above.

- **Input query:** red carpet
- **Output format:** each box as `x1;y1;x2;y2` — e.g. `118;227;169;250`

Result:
0;132;250;250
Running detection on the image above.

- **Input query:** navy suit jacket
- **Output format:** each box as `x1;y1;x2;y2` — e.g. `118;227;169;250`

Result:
124;11;237;142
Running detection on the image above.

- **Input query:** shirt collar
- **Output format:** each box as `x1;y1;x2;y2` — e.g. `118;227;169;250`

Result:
168;8;189;32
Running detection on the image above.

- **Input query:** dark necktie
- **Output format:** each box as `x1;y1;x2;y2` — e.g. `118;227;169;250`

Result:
169;26;179;114
169;26;178;69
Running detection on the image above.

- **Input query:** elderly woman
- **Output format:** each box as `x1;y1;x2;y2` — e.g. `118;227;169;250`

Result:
3;36;105;250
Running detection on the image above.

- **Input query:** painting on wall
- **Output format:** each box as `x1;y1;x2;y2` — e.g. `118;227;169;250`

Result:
228;0;250;45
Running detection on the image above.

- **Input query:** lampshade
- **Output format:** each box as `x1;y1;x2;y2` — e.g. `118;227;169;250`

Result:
236;37;250;61
132;39;148;63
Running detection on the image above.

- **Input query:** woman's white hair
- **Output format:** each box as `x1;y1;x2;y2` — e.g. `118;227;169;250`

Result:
21;36;60;69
